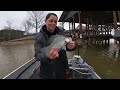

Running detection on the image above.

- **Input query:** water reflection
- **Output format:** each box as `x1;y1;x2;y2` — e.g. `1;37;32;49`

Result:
1;39;120;79
77;39;120;79
0;43;35;78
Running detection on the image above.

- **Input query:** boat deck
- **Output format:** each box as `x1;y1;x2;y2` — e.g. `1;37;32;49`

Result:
3;55;101;79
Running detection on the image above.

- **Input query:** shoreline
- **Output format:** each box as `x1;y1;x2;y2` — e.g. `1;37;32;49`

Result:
0;36;35;46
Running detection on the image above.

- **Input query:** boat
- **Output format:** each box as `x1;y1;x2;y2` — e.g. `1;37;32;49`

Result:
2;57;40;79
68;55;101;79
3;55;101;79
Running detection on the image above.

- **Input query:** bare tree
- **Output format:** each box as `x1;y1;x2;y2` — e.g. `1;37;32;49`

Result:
22;19;33;35
4;20;13;30
27;11;46;33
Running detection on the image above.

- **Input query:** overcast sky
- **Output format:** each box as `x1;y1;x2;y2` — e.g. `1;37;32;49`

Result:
0;11;66;32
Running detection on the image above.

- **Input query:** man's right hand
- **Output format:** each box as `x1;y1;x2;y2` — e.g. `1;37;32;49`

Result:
48;48;59;60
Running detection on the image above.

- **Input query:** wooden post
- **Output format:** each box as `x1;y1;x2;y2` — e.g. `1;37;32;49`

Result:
95;21;97;44
113;11;117;30
73;15;75;30
118;11;120;22
69;22;71;35
101;23;103;45
87;17;90;45
78;11;82;32
87;17;89;35
86;19;88;35
101;24;102;35
105;25;106;35
88;17;89;35
62;22;64;29
77;11;81;55
72;15;76;36
107;25;109;35
108;25;111;35
113;11;118;44
108;25;110;45
72;22;73;35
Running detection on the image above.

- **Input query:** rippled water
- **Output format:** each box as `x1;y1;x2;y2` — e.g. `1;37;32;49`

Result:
76;39;120;79
0;42;35;78
1;39;120;79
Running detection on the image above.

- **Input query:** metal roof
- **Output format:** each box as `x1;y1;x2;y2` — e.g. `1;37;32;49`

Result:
59;11;119;25
58;11;78;22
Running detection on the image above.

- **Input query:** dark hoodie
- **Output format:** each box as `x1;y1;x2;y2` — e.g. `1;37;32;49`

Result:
34;25;75;79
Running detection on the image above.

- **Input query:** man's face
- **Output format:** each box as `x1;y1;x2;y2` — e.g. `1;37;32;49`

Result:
45;15;58;33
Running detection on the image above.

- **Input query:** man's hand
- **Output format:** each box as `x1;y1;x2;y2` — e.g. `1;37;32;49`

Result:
66;41;76;50
48;48;59;60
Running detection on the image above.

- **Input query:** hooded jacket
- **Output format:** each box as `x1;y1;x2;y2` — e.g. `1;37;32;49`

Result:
34;25;74;79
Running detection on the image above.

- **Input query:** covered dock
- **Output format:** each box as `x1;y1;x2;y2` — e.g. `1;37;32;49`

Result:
59;11;120;45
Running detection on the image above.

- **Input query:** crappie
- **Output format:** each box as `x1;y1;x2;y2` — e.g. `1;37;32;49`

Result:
41;35;72;56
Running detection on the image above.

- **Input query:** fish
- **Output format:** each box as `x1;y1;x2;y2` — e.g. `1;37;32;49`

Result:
41;35;72;56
